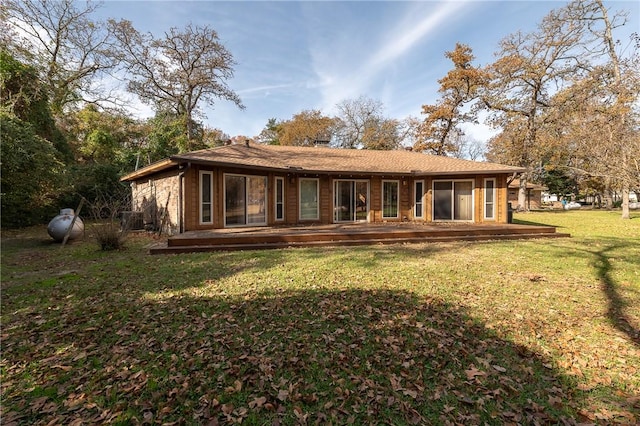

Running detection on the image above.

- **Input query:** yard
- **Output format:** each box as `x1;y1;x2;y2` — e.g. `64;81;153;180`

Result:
1;210;639;425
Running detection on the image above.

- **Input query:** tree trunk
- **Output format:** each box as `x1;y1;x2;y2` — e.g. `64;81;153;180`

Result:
518;177;527;212
604;178;613;209
621;184;630;219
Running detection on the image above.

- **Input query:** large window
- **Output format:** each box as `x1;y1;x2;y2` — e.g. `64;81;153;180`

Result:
275;177;285;221
414;180;424;219
224;174;267;226
199;171;213;224
484;178;496;220
382;180;399;219
299;178;319;220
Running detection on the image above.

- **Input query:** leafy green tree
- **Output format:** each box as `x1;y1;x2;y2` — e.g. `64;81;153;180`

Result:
1;50;72;162
256;118;282;145
541;167;578;198
0;51;74;226
123;111;205;163
1;113;64;227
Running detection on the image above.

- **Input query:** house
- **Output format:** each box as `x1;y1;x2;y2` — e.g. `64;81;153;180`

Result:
120;141;525;235
508;179;548;210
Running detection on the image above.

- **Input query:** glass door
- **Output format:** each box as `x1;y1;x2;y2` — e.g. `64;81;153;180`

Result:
355;181;368;221
433;180;474;221
225;174;267;226
433;181;453;220
334;180;369;222
454;181;473;220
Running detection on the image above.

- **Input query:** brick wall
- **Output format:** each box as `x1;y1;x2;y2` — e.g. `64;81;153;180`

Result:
131;170;180;235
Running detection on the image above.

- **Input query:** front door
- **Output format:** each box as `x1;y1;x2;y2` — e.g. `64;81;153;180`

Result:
334;180;369;222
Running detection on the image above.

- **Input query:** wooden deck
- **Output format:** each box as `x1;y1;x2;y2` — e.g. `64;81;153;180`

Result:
149;222;570;254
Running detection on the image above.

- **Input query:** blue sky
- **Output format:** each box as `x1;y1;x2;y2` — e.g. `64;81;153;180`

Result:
98;1;639;142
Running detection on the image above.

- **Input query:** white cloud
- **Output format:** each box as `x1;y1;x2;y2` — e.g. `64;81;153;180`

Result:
368;2;466;71
310;1;467;114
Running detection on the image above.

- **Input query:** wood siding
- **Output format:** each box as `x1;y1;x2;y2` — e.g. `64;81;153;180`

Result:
130;165;514;232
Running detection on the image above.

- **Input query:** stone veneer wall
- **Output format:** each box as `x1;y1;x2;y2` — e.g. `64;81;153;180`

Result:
130;170;180;235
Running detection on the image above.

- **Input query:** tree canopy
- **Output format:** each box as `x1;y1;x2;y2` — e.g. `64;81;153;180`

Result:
110;20;244;151
415;43;486;157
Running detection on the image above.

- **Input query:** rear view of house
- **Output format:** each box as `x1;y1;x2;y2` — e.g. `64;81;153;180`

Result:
120;141;524;235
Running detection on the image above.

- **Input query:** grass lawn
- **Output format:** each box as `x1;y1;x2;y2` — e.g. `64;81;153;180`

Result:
1;210;639;425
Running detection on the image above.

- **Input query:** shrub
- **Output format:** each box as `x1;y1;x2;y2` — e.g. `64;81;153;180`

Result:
92;222;125;251
87;192;132;251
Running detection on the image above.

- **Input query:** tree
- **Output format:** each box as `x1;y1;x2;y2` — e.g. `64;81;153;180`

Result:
276;110;336;147
415;43;485;156
256;118;282;145
110;20;244;151
541;167;579;199
578;0;638;218
4;0;118;115
66;104;143;165
543;61;639;212
524;0;639;217
334;96;383;149
1;49;72;161
202;127;231;148
334;96;405;150
1;112;64;227
359;117;406;151
481;3;588;210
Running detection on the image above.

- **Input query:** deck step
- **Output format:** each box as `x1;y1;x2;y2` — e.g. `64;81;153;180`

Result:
150;231;570;254
166;225;560;247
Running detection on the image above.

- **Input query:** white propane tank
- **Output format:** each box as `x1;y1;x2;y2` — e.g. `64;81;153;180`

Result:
47;208;85;242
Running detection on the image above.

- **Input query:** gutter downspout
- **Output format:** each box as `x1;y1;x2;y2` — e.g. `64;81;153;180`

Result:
178;162;191;234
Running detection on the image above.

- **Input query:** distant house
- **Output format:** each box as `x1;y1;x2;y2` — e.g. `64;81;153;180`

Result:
120;142;524;235
508;179;548;210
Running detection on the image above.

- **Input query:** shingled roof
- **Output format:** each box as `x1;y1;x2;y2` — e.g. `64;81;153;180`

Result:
121;142;524;181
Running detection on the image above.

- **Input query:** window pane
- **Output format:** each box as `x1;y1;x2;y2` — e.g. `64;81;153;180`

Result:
355;181;368;221
225;175;246;225
485;180;494;203
202;204;211;223
247;176;266;224
382;181;398;218
275;178;284;220
485;203;494;219
433;181;452;220
485;179;495;219
415;181;423;218
202;174;211;203
415;203;423;218
300;179;318;220
201;172;212;223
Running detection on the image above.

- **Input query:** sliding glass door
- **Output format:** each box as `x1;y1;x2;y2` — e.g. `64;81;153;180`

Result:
225;174;267;226
334;180;369;222
433;180;474;221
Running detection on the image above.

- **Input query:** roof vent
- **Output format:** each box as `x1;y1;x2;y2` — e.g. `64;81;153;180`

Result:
245;139;250;147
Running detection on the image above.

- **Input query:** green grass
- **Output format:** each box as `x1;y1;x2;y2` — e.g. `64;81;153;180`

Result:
1;210;639;425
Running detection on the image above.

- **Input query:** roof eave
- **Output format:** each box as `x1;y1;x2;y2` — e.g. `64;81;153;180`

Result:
120;159;179;182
